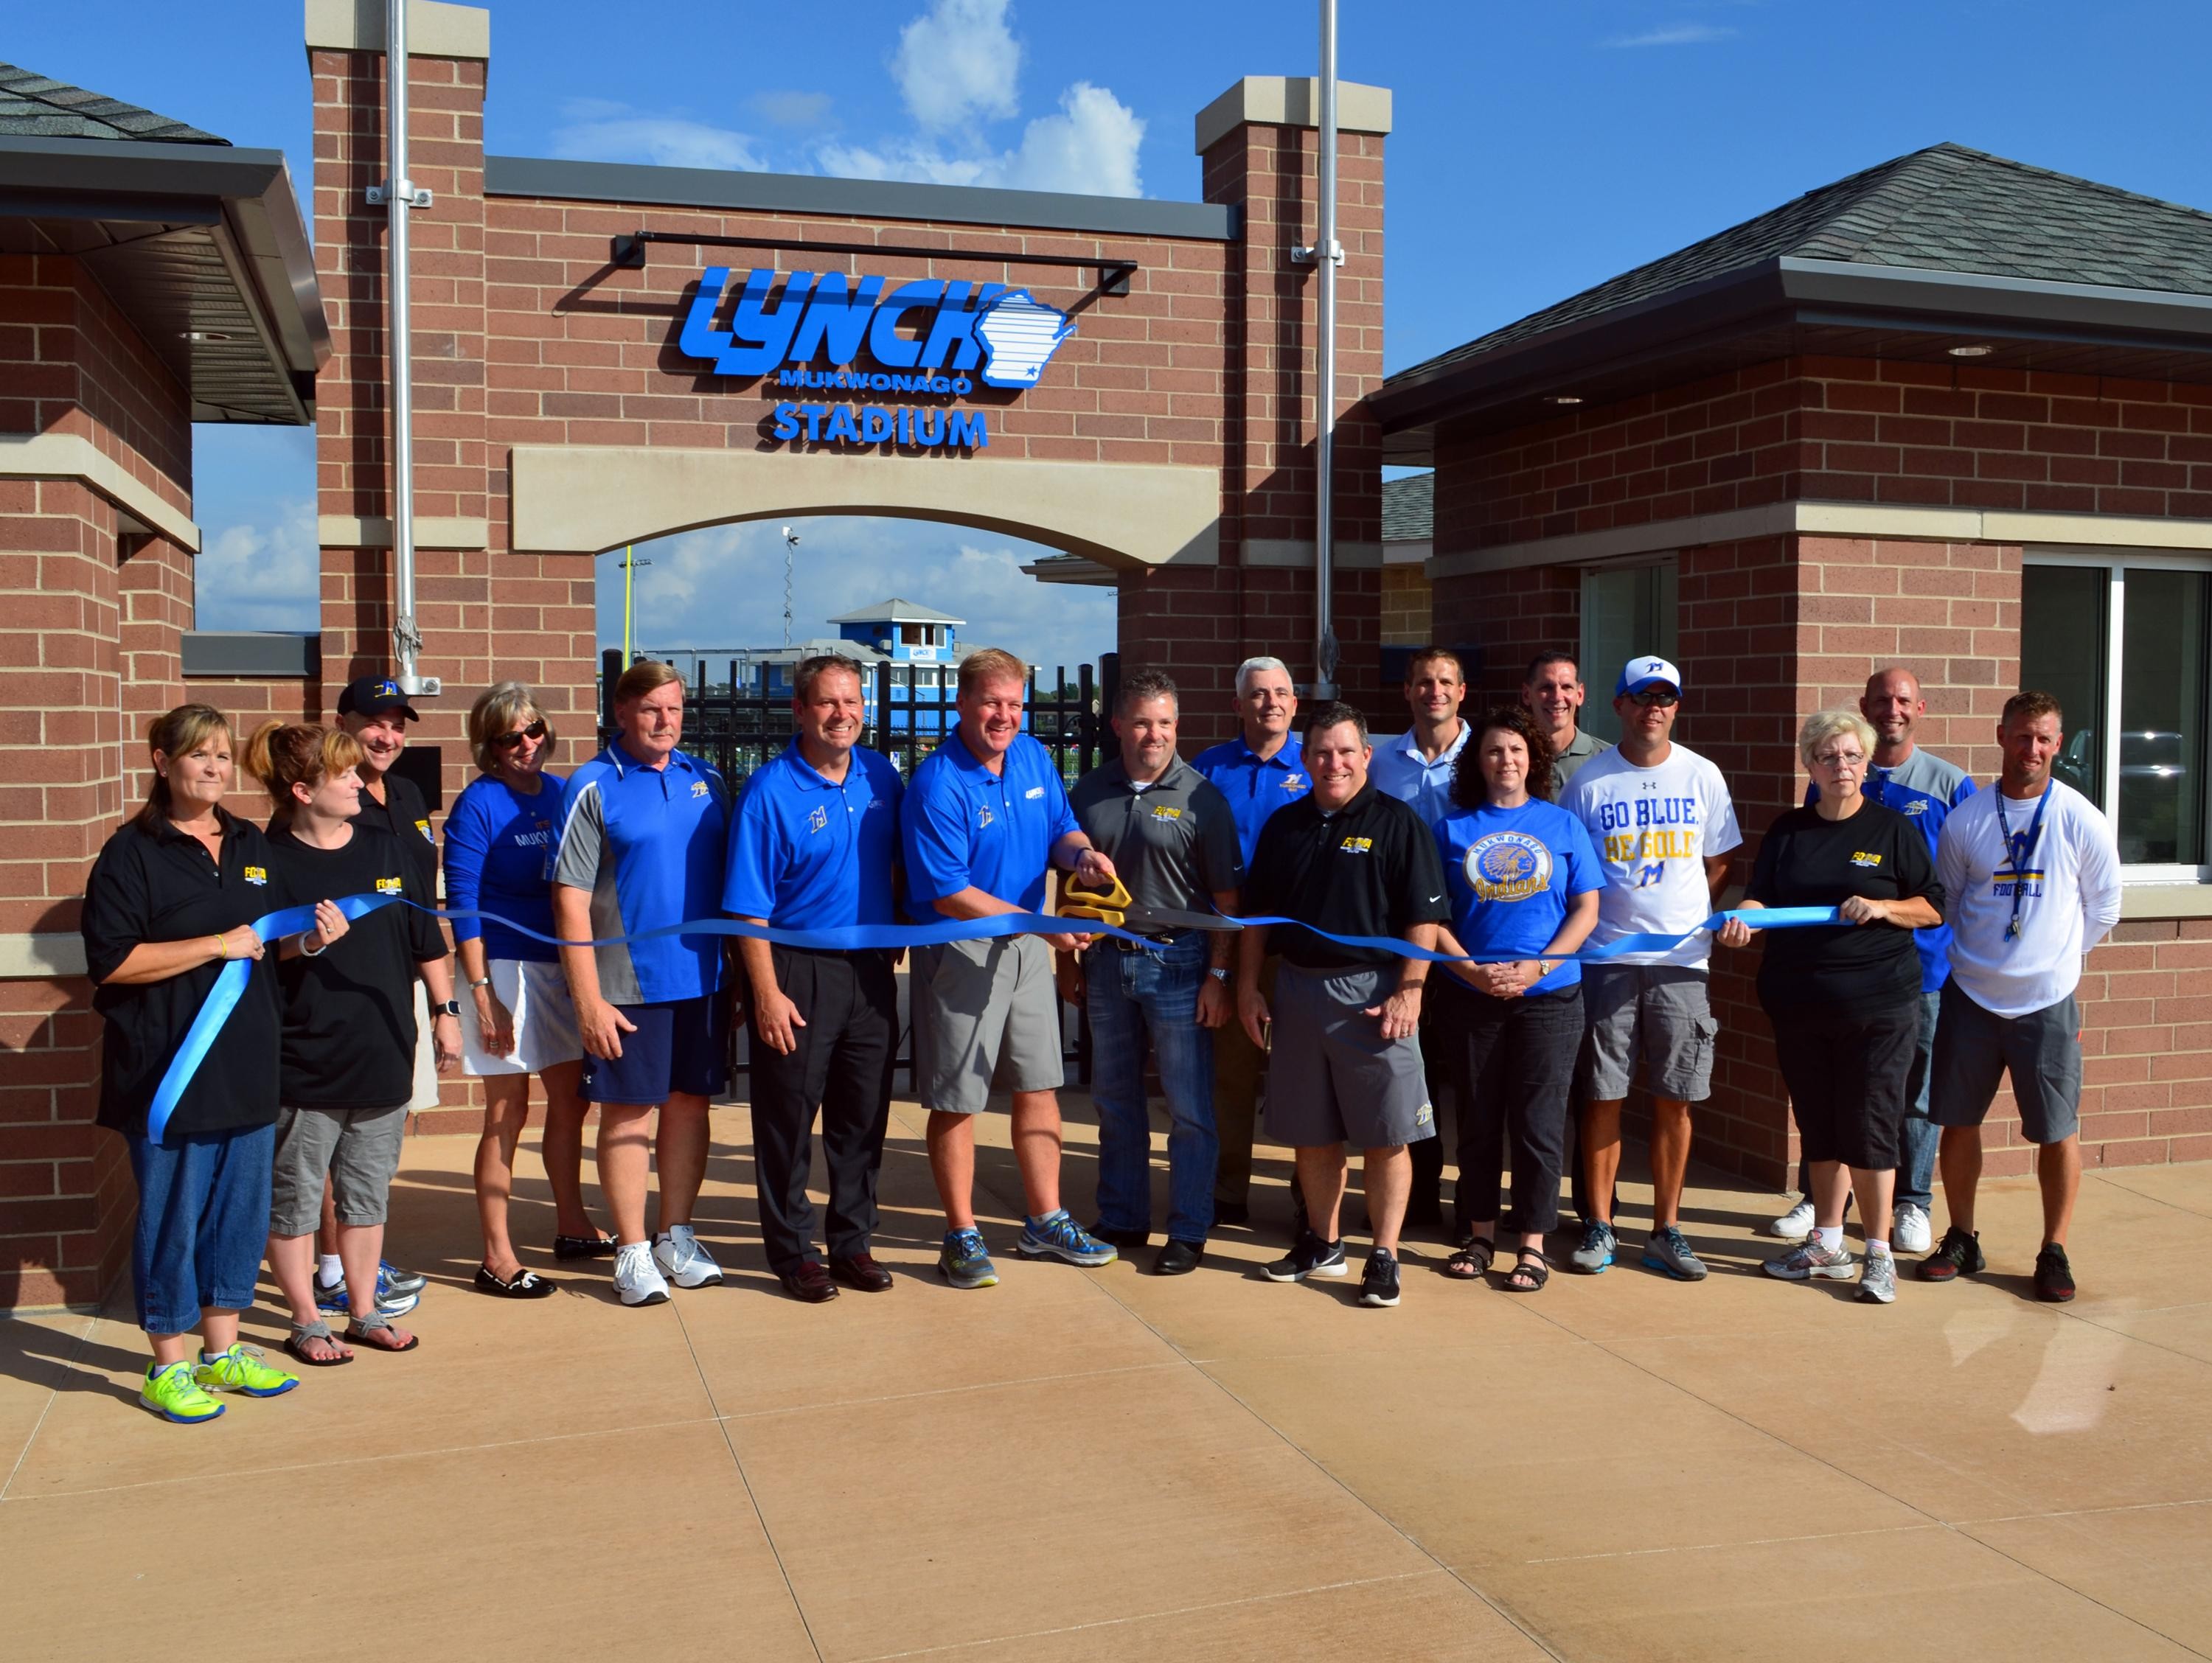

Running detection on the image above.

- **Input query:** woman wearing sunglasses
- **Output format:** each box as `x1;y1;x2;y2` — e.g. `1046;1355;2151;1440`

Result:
443;683;605;1296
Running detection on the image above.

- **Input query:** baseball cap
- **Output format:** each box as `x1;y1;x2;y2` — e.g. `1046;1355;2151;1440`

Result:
1615;655;1683;699
336;674;420;722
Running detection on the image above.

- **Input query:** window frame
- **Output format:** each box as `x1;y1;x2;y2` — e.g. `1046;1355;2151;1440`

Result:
2025;546;2212;884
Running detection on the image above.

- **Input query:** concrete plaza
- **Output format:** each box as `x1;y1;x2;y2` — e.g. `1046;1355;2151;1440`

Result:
4;1098;2210;1661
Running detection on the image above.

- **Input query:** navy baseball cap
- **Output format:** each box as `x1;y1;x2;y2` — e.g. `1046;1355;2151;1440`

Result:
1615;655;1683;698
337;675;420;722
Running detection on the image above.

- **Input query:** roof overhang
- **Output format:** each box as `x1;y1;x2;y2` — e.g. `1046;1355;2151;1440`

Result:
1375;257;2212;466
0;136;329;425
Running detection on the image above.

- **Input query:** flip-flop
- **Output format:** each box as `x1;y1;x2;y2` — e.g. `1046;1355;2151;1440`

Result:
344;1320;421;1353
284;1321;352;1367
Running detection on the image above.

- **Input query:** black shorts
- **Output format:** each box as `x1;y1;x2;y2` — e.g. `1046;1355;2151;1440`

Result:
1768;998;1919;1170
580;994;726;1106
1927;980;2081;1145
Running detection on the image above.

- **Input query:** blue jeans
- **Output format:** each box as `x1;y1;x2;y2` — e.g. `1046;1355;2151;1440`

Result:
1795;989;1939;1210
1086;931;1218;1244
127;1121;276;1335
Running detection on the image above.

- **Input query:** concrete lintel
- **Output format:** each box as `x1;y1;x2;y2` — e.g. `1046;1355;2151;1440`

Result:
1243;539;1385;571
0;933;87;980
305;0;490;57
0;432;200;551
1195;77;1394;153
509;447;1220;571
1425;500;2212;580
2122;884;2212;920
1383;538;1430;568
319;515;489;549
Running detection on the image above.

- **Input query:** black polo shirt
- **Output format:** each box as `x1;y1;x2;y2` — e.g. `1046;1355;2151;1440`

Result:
361;767;439;898
1245;783;1450;971
80;809;290;1140
1068;756;1244;918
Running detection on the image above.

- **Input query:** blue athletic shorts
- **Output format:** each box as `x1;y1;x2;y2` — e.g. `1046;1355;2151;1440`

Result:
580;995;726;1106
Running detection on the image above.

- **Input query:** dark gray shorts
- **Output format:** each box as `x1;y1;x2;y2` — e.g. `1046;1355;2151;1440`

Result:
270;1104;407;1235
1579;963;1717;1104
1262;963;1436;1149
1928;980;2082;1145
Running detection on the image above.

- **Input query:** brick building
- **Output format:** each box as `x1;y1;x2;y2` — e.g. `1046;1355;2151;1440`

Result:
1380;142;2212;1185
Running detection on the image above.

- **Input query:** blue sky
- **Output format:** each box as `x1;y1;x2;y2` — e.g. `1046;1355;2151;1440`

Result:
19;0;2212;669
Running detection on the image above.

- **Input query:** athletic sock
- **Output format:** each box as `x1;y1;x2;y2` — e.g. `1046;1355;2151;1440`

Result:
1865;1238;1891;1256
1815;1225;1845;1253
317;1254;344;1289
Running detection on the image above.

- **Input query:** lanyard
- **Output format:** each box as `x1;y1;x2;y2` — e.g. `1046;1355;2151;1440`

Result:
1992;784;2051;942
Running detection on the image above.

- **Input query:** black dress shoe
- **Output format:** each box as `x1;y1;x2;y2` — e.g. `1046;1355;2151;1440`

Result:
1211;1200;1250;1228
1152;1239;1203;1276
828;1251;894;1293
553;1231;617;1261
779;1261;839;1303
1092;1224;1151;1250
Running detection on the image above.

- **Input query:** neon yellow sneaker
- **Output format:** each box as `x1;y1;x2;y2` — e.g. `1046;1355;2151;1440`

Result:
195;1343;299;1398
141;1360;226;1424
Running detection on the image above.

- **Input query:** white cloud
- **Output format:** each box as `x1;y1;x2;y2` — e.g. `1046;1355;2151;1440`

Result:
892;0;1021;130
747;90;835;130
550;100;768;171
1601;22;1739;46
818;80;1145;198
194;501;320;632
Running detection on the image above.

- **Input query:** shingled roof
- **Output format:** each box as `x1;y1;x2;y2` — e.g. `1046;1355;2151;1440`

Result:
1382;472;1433;543
0;61;225;145
1394;143;2212;386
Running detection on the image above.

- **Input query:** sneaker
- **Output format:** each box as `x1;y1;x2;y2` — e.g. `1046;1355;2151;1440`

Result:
1569;1221;1617;1275
1766;1198;1817;1240
1857;1247;1898;1304
1264;1229;1349;1283
613;1241;669;1306
193;1343;299;1398
1765;1235;1855;1281
316;1265;420;1319
1918;1224;1985;1283
140;1359;224;1425
1641;1224;1709;1281
1891;1202;1934;1257
1016;1210;1118;1267
938;1228;999;1289
2034;1243;2077;1303
1358;1249;1402;1307
378;1259;427;1296
653;1224;725;1289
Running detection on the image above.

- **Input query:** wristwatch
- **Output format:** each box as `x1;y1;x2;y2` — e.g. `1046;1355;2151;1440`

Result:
435;999;462;1018
1208;966;1231;981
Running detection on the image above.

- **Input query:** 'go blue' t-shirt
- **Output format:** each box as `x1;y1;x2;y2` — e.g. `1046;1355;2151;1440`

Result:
554;742;728;1003
723;739;904;929
1434;797;1604;992
1191;734;1311;866
902;728;1078;913
442;771;567;963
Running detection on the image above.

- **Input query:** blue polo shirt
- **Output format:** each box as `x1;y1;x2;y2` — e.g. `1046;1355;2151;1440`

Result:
1192;734;1311;865
902;727;1078;913
723;739;903;929
554;742;729;1003
442;771;568;963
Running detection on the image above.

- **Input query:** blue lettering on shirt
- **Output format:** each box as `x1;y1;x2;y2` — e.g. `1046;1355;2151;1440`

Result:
442;772;569;964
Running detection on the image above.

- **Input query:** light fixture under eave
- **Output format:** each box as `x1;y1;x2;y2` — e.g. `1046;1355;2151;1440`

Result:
180;330;237;343
1545;394;1584;405
1947;344;1994;358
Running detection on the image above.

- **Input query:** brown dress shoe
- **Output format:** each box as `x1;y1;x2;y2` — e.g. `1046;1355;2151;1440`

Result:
827;1251;894;1293
780;1261;839;1303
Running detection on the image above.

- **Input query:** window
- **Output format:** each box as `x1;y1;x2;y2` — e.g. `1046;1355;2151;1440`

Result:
1579;559;1677;744
2023;555;2212;874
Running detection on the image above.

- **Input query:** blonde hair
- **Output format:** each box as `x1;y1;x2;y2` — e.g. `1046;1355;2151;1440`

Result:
468;680;557;774
956;647;1029;699
137;704;233;832
612;659;684;705
241;722;365;826
1798;708;1877;772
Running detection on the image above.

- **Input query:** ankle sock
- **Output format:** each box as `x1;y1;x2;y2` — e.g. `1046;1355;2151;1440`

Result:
1866;1238;1891;1256
317;1254;344;1289
1815;1225;1845;1252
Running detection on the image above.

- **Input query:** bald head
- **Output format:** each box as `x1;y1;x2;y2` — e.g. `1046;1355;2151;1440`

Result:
1861;666;1924;758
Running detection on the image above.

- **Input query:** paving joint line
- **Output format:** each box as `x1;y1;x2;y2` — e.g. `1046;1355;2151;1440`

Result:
0;1311;97;1503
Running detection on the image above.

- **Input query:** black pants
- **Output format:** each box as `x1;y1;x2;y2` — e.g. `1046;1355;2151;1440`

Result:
1408;993;1456;1213
748;947;897;1273
1434;977;1582;1238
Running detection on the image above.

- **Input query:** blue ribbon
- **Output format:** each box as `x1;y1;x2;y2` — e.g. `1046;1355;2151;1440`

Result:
144;898;1840;1142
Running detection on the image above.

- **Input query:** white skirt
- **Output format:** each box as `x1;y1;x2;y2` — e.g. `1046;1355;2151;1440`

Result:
461;958;585;1076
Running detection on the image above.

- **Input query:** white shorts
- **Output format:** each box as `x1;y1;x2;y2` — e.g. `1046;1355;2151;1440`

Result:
409;983;442;1111
462;958;585;1077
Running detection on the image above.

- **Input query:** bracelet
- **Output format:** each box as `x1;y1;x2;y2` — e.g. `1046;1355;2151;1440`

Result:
301;935;328;958
468;975;493;991
209;934;227;962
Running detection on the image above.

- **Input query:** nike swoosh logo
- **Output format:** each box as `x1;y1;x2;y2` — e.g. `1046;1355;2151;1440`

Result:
1427;895;1443;904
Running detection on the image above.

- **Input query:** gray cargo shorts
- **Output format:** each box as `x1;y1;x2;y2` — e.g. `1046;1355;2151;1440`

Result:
1262;963;1436;1149
1928;980;2082;1145
1579;963;1718;1104
911;933;1065;1115
269;1103;407;1235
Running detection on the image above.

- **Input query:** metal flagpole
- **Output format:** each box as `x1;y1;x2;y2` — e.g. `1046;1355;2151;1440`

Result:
381;0;431;694
1312;0;1341;699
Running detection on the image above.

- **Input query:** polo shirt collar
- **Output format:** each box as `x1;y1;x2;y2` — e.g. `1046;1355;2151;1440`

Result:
608;738;694;779
1232;733;1298;767
1103;755;1189;794
1316;781;1378;817
949;724;1004;773
150;805;247;848
781;737;857;792
1391;722;1469;764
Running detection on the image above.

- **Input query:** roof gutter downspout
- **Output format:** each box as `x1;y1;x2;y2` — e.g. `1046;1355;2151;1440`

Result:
1311;0;1341;700
385;0;428;694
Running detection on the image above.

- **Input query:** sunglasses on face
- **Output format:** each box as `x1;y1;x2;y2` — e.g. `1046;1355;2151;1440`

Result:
490;719;549;751
1629;689;1680;708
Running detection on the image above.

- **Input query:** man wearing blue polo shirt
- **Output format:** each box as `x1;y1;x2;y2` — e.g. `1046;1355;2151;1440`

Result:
1193;655;1310;1228
725;655;903;1304
902;646;1121;1289
554;661;731;1308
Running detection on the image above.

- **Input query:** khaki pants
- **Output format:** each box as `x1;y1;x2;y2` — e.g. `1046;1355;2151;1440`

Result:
1212;956;1277;1207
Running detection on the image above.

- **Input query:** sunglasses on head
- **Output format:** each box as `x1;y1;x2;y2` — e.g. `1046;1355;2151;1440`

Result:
490;719;549;751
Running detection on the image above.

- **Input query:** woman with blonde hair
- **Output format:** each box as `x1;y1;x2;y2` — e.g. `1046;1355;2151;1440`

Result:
1719;708;1945;1305
246;721;461;1362
444;683;604;1296
80;705;350;1421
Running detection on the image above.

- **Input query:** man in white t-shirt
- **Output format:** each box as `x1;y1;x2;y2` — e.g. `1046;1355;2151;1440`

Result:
1921;690;2121;1303
1559;655;1742;1281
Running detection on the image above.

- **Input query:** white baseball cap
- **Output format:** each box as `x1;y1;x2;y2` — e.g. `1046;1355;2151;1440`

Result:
1615;655;1683;698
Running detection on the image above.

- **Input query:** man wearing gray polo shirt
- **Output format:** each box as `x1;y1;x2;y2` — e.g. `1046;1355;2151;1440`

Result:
1065;671;1245;1275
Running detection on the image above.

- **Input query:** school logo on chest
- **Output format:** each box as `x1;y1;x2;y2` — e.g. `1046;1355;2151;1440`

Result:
1850;851;1882;868
691;780;711;799
1339;835;1374;854
375;876;403;894
1465;832;1551;902
808;805;830;834
242;865;268;887
1150;804;1183;822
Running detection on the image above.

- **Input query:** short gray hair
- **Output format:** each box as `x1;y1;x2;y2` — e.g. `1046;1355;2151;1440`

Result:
1235;655;1292;696
1798;708;1877;771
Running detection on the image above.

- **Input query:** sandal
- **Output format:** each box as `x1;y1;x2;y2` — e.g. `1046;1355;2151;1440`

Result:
475;1264;557;1300
1444;1238;1497;1280
284;1320;352;1367
344;1317;420;1353
1503;1252;1551;1294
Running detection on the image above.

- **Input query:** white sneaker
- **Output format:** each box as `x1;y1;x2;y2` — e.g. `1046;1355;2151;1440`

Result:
653;1224;725;1289
613;1241;669;1307
1892;1202;1933;1256
1766;1199;1816;1240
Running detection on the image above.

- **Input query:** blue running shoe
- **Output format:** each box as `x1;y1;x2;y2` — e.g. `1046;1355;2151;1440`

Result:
1641;1224;1709;1282
379;1259;427;1296
1569;1221;1616;1275
315;1263;421;1317
938;1229;999;1289
1017;1210;1118;1267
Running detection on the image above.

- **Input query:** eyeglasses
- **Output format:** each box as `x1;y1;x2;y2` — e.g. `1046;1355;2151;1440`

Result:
489;719;549;751
1813;750;1867;770
1628;689;1680;708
